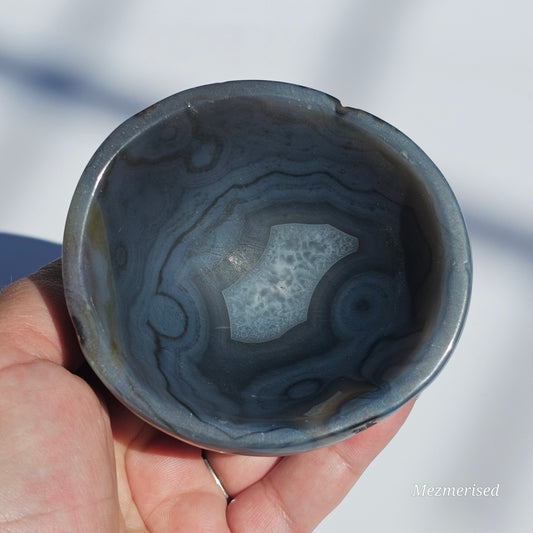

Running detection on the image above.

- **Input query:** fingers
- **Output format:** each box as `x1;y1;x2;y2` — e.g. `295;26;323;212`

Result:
0;259;83;371
227;400;415;533
123;427;231;532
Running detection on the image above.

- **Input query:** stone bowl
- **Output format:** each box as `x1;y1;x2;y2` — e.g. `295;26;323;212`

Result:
63;80;471;455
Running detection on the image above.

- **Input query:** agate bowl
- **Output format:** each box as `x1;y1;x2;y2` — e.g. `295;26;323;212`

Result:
63;81;471;455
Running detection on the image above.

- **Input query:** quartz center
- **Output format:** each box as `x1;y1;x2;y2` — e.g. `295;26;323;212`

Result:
222;223;359;343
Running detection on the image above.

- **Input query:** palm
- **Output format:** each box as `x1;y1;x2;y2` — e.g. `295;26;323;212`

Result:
0;261;413;532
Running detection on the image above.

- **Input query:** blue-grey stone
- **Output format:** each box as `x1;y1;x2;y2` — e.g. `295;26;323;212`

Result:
62;80;472;455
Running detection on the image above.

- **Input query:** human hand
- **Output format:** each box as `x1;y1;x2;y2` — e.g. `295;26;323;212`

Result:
0;259;413;532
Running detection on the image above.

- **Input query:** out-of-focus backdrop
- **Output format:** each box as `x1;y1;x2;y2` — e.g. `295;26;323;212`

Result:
1;1;531;531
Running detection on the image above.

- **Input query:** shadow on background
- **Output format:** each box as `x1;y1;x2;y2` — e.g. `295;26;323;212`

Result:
0;48;145;117
0;233;62;289
464;209;533;264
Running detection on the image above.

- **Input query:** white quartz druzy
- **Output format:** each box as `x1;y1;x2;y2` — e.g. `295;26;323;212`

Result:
222;223;359;343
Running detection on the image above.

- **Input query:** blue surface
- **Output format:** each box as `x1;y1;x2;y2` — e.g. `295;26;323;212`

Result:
0;233;62;289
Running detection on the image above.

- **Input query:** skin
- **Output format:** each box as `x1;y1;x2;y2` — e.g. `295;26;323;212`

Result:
0;259;414;532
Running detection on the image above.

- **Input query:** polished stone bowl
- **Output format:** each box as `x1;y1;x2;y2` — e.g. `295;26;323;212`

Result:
63;81;471;455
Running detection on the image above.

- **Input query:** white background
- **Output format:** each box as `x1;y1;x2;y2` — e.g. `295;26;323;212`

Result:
1;1;532;531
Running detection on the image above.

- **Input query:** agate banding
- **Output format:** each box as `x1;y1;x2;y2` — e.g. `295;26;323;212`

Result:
63;81;471;454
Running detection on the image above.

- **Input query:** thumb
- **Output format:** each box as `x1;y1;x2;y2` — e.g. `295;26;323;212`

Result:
0;259;83;371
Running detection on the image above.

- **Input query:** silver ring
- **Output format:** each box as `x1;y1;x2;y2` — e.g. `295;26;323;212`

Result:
202;450;231;502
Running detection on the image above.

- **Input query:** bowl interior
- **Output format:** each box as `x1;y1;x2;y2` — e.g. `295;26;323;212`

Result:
64;82;467;453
